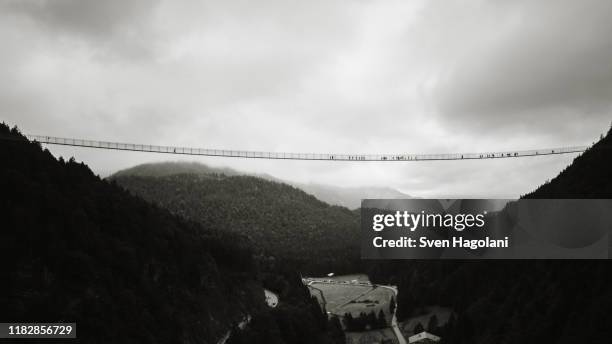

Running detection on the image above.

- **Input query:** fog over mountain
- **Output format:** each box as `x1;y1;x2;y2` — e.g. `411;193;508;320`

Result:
113;161;412;209
295;184;411;210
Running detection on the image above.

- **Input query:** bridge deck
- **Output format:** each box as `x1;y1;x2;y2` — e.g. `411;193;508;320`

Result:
22;134;587;162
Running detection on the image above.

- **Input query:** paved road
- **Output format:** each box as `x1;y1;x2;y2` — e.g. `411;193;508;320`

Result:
380;286;408;344
217;289;278;344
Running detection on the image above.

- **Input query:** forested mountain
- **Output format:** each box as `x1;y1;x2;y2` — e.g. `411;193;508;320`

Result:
113;162;411;209
0;124;261;343
523;126;612;198
113;161;241;178
110;169;361;275
0;123;344;344
5;119;608;343
368;127;612;344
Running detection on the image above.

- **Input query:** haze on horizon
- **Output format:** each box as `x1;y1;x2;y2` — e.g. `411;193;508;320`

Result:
1;0;611;198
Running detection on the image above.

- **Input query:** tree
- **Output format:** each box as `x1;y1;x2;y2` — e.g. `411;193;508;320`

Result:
427;314;439;334
441;313;456;339
377;309;387;328
453;313;474;344
329;315;346;344
414;322;424;334
310;296;327;330
343;313;354;331
366;311;377;330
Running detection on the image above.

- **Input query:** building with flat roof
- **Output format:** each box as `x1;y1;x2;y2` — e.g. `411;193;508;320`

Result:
408;331;441;343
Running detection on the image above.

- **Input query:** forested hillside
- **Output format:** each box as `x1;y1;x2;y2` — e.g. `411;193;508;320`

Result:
114;161;411;209
113;162;241;178
0;123;344;344
0;124;263;343
111;169;361;275
368;127;612;344
523;126;612;198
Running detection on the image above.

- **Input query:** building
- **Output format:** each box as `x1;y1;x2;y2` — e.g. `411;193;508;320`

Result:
408;331;441;343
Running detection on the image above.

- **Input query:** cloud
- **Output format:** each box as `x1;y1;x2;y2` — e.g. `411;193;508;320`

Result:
0;0;609;198
6;0;158;37
431;0;612;135
4;0;161;58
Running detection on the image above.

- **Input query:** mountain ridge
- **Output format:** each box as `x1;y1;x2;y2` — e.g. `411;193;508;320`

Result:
110;172;362;275
111;161;412;209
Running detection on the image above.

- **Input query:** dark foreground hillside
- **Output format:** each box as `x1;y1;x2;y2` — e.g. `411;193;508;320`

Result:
0;123;346;344
0;124;264;343
111;168;361;275
368;127;612;344
523;126;612;198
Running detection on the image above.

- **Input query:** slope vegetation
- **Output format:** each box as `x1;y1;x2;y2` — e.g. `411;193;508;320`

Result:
1;123;349;344
0;124;265;343
368;127;612;344
114;161;411;209
111;168;361;274
524;126;612;198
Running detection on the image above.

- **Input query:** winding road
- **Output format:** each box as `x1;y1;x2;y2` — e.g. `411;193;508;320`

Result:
216;289;279;344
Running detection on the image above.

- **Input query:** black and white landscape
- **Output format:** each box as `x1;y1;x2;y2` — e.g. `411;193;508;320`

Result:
1;1;612;343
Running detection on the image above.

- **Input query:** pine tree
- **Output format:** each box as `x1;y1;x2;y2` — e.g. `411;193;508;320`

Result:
343;313;354;331
366;311;377;330
329;315;346;344
377;309;387;328
414;322;424;334
427;314;439;334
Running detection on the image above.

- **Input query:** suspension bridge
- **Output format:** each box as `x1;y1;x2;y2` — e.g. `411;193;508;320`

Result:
12;134;588;162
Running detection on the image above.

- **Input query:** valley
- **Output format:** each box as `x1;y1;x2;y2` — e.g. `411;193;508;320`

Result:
304;274;406;344
3;1;612;343
3;123;611;344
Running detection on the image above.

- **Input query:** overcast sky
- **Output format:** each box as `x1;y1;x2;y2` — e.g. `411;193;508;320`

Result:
1;0;611;198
